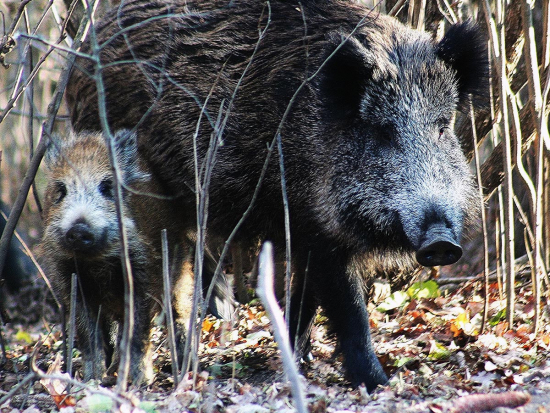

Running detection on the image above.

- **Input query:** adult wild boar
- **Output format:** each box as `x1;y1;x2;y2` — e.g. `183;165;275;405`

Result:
66;0;487;391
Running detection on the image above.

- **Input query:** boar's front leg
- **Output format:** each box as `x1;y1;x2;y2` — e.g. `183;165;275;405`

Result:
314;252;388;392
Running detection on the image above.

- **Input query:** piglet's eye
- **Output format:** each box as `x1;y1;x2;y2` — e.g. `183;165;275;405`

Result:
439;127;446;137
54;182;67;204
99;178;114;199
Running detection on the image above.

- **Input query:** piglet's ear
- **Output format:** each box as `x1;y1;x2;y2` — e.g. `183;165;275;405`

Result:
44;131;77;168
110;129;149;184
319;32;375;121
436;20;488;109
44;136;62;168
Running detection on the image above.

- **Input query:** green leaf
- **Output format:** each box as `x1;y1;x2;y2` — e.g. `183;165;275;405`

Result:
79;394;113;412
407;280;440;300
393;356;414;367
428;340;450;360
377;291;410;312
139;401;157;413
15;330;33;344
209;362;246;378
489;308;506;326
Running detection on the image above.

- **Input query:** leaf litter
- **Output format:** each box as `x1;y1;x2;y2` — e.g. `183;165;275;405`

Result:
1;273;549;412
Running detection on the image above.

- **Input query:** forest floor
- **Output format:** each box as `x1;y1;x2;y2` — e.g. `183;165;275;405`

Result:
1;268;550;413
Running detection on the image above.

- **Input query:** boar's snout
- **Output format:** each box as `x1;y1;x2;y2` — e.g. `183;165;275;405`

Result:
64;222;96;252
415;224;462;267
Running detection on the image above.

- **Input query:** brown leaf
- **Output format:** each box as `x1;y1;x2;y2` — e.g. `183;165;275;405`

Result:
39;353;76;409
441;391;531;413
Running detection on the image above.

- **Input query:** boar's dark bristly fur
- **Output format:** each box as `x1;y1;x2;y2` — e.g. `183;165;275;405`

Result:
66;0;487;391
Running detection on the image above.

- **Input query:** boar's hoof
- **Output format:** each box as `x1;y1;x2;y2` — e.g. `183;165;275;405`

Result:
64;223;96;251
416;228;462;267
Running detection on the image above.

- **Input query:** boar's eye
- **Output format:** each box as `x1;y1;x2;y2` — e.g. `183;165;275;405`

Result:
437;118;450;138
377;125;394;145
53;181;67;204
99;178;114;199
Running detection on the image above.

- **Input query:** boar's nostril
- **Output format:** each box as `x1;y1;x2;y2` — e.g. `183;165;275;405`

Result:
415;227;463;267
65;223;95;251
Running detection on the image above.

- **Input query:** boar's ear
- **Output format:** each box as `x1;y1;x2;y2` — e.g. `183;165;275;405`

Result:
319;32;375;121
111;129;149;184
436;20;488;109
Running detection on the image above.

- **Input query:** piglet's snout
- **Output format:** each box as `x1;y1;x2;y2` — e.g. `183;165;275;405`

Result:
64;222;96;251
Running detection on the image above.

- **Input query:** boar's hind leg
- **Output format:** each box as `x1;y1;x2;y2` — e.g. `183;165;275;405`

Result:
315;255;388;392
288;262;318;360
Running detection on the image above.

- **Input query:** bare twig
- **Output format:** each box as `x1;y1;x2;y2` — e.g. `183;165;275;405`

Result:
0;373;36;407
161;229;179;388
185;6;275;383
470;102;489;333
0;46;55;124
66;273;77;381
83;0;137;389
277;133;292;326
256;242;307;413
0;0;34;67
0;0;93;290
0;210;59;307
105;132;134;391
28;341;131;408
388;0;407;17
520;0;546;332
483;0;516;327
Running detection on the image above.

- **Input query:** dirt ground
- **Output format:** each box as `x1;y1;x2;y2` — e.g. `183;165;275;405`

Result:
1;269;550;413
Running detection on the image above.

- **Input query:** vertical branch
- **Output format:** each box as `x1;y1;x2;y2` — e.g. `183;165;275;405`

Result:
499;6;516;329
23;11;42;216
470;102;489;333
105;132;134;391
277;133;292;326
407;0;416;26
0;307;6;366
543;0;550;70
0;153;4;366
520;0;544;333
483;0;515;326
257;242;307;413
510;92;535;212
83;0;136;390
66;273;77;385
161;229;179;388
193;10;275;378
487;40;504;301
521;0;543;127
532;109;545;334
